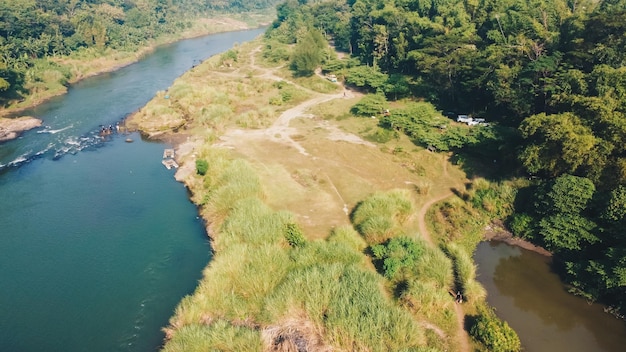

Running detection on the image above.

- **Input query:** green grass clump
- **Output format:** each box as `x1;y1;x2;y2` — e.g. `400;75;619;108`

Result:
263;258;427;351
443;243;486;305
163;322;262;352
468;178;517;218
203;159;264;224
327;225;367;252
430;197;486;251
219;197;292;248
351;189;414;244
413;245;455;290
401;280;457;334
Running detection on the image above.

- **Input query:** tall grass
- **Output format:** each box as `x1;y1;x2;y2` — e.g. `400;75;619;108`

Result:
165;148;440;351
327;225;367;252
467;178;517;218
429;197;486;251
401;281;457;334
351;189;414;244
219;198;292;248
203;159;264;226
263;261;426;351
443;243;486;305
163;322;262;352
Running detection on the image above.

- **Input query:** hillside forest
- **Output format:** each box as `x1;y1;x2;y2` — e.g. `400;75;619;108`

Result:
0;0;280;108
266;0;626;315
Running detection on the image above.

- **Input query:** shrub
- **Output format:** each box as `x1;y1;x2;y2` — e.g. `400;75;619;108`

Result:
350;94;387;117
507;213;535;239
284;223;306;248
468;305;521;352
195;159;208;175
371;236;424;280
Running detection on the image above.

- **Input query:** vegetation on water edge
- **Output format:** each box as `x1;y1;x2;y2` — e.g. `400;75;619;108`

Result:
0;0;279;113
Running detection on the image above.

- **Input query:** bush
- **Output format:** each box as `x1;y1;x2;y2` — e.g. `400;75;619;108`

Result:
507;213;535;239
469;305;521;352
371;236;424;280
195;159;208;175
350;94;387;117
284;223;306;247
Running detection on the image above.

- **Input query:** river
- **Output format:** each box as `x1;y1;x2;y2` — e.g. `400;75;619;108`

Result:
474;241;626;351
0;28;264;352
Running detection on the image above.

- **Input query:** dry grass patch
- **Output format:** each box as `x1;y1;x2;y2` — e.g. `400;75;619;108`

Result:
261;313;332;352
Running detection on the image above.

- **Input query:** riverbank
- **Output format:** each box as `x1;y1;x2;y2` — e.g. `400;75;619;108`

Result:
483;220;552;257
0;14;272;120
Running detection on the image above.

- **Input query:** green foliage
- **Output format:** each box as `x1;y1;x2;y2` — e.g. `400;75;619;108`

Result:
519;113;598;177
365;127;398;143
469;305;522;352
535;174;595;215
351;189;414;244
195;159;208;176
290;29;326;76
284;223;306;248
345;65;388;93
538;214;598;252
371;237;424;280
507;213;536;240
220;49;238;65
350;94;387;117
602;185;626;223
261;41;290;63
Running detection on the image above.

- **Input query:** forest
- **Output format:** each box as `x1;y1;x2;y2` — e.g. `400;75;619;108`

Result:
0;0;280;107
266;0;626;315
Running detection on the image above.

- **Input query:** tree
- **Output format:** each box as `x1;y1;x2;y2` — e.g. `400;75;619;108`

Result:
519;112;598;177
535;174;596;215
290;29;325;76
539;213;598;251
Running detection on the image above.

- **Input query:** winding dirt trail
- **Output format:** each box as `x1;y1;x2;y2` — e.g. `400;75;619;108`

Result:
414;154;471;352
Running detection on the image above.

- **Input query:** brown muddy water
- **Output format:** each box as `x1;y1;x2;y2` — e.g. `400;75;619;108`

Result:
474;241;626;352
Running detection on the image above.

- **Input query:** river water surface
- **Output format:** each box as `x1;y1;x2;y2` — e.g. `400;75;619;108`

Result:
474;241;626;351
0;28;263;352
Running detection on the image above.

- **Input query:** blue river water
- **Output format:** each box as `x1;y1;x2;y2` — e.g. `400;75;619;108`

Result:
0;28;264;352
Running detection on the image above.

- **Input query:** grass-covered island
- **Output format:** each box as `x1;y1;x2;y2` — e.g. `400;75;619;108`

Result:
127;36;522;351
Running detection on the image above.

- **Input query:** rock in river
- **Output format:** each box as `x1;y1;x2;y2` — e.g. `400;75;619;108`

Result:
0;116;42;142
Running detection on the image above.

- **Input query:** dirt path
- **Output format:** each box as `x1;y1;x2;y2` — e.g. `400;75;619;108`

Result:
217;46;365;156
414;154;471;352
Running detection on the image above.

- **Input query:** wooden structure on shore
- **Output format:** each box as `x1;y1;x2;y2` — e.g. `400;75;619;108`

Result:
162;148;178;169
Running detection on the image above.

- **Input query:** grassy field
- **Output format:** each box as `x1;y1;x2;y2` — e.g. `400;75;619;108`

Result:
128;37;519;351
